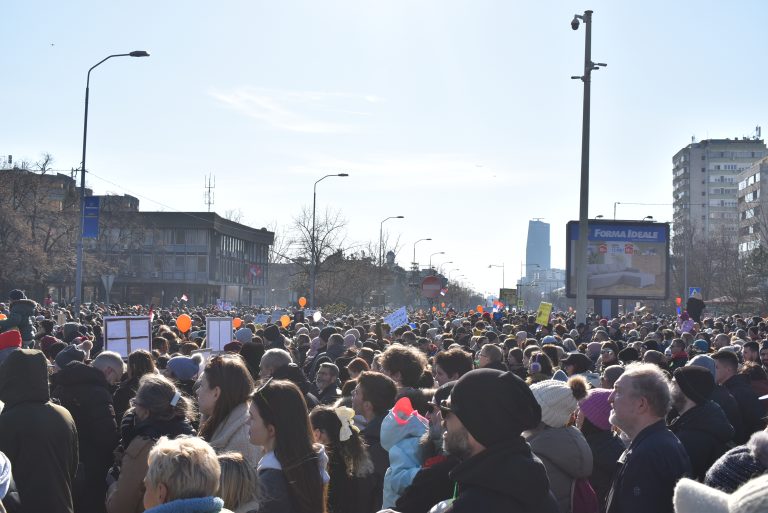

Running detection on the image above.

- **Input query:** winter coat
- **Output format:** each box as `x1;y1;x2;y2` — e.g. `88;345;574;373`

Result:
395;454;460;513
583;429;625;513
668;400;735;481
723;374;765;442
0;349;79;513
325;444;375;513
207;402;262;467
256;447;329;513
705;430;768;493
380;406;429;508
443;437;559;513
360;415;388;512
314;381;341;405
749;379;768;414
525;425;593;513
52;361;120;513
605;420;691;513
143;497;234;513
0;299;36;343
711;384;745;444
106;414;195;513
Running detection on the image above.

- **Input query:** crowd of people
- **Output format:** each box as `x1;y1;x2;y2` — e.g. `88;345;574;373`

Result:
1;288;768;513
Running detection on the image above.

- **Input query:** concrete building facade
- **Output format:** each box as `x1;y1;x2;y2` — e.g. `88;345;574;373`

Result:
737;157;768;254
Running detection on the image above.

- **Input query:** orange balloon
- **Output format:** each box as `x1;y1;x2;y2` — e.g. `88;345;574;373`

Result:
280;315;291;328
0;314;6;320
176;314;192;333
476;305;484;313
233;317;242;328
298;296;307;308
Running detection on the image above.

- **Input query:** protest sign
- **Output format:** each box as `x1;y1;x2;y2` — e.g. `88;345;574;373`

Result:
535;302;553;326
206;317;234;352
104;316;151;358
384;307;408;330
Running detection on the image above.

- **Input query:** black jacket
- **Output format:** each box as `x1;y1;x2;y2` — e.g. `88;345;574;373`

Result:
711;384;744;444
723;374;765;443
447;437;559;513
668;400;734;481
326;445;376;513
584;429;625;513
361;415;388;512
0;349;79;513
605;421;691;513
0;299;36;342
52;362;119;513
314;381;341;406
272;363;320;409
395;454;460;513
113;375;140;423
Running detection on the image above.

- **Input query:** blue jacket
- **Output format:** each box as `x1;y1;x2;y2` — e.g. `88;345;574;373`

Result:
605;420;691;513
144;497;232;513
380;405;428;509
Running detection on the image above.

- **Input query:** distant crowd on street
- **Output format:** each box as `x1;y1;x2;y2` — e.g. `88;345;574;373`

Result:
2;288;768;513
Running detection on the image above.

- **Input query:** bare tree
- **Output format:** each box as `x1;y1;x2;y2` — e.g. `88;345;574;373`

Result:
223;208;244;224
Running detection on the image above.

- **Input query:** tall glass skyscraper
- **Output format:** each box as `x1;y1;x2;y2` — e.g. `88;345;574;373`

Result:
525;220;550;278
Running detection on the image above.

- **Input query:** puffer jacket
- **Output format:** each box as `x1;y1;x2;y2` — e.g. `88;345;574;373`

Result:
380;404;428;509
526;425;593;513
0;299;36;343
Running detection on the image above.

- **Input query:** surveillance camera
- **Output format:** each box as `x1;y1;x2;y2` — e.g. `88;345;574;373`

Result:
571;17;580;30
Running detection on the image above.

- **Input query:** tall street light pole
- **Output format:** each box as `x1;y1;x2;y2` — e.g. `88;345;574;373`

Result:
488;263;505;288
429;252;445;274
378;215;404;306
571;10;606;324
412;238;431;270
75;50;149;315
310;173;348;309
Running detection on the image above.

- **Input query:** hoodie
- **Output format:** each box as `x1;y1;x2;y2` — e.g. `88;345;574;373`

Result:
380;401;429;509
0;299;36;342
0;349;79;513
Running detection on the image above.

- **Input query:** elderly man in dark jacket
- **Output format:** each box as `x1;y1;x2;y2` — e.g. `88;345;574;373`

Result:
669;366;734;480
0;349;79;513
605;363;691;513
52;351;123;513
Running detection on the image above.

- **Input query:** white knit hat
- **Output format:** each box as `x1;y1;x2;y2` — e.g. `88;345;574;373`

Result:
529;378;587;428
674;474;768;513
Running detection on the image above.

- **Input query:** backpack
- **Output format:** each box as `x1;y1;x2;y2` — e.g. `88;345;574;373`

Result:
571;477;599;513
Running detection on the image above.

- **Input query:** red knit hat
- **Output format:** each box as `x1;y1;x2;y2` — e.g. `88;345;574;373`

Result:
578;388;613;431
0;330;22;351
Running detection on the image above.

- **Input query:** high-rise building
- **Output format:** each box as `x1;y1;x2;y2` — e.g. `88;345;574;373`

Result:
672;137;767;241
525;219;550;278
737;156;768;253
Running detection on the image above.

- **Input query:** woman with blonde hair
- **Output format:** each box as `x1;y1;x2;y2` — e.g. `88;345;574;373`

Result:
217;453;259;513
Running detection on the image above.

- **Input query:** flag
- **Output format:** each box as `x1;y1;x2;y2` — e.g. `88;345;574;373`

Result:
440;287;448;296
181;294;188;302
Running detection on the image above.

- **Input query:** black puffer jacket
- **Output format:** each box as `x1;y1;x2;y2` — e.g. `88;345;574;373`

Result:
669;400;734;480
52;362;119;513
446;437;559;513
0;299;36;342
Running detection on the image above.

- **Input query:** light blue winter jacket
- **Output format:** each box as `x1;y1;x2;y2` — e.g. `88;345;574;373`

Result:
380;403;429;509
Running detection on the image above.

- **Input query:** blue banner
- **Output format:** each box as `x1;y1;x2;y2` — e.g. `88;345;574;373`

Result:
569;222;668;243
83;196;100;239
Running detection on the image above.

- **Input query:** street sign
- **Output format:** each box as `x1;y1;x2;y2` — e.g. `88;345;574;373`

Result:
101;274;115;303
517;299;524;308
688;287;701;298
499;288;517;306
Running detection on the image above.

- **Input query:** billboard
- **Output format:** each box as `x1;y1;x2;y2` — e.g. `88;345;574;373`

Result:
566;220;670;300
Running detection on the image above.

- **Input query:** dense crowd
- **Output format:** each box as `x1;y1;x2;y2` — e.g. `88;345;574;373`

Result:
1;288;768;513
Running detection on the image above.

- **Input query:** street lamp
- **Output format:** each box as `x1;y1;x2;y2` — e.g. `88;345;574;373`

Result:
412;238;431;270
642;215;654;222
310;173;349;308
429;252;445;272
74;50;149;315
488;263;505;288
571;10;606;323
447;268;461;281
378;215;404;306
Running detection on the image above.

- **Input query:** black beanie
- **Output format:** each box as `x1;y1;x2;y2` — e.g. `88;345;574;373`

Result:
8;289;25;301
263;324;281;343
319;326;337;343
450;368;541;448
674;366;715;405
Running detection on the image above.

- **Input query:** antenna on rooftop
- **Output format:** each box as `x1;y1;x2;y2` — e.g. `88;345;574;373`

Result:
756;126;762;140
204;173;215;212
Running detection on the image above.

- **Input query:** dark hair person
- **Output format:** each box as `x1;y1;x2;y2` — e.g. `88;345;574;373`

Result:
113;349;156;422
197;354;262;466
249;379;329;513
310;405;374;513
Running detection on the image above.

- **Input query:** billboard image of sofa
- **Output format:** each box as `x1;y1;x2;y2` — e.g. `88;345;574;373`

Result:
566;220;670;300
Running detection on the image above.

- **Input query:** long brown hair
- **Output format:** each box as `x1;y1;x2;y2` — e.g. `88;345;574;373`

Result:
252;379;326;513
199;354;255;441
309;405;373;478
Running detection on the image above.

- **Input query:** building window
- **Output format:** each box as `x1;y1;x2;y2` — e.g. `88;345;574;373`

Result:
198;256;207;273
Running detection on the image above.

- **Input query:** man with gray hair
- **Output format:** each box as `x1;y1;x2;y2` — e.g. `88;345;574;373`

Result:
605;363;691;513
258;348;293;379
92;351;127;386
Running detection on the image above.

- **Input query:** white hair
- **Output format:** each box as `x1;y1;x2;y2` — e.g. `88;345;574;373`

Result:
92;351;126;375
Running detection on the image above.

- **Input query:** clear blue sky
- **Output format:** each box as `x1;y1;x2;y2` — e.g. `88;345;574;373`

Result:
3;0;767;297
